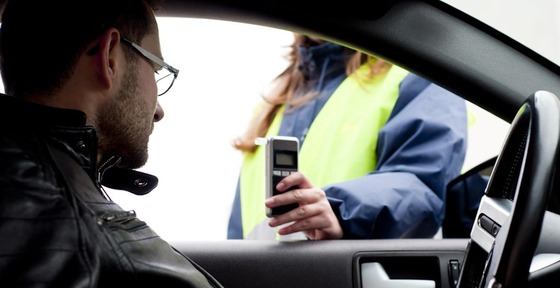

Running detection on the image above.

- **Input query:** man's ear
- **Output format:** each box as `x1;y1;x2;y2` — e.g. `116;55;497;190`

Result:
87;28;122;91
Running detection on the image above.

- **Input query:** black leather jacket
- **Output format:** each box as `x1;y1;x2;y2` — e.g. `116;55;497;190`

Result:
0;94;222;287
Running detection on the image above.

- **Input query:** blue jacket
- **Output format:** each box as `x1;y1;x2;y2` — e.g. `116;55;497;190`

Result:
228;42;468;239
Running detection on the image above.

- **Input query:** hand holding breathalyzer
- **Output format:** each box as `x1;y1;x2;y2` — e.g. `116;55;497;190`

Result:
257;136;342;240
265;171;344;240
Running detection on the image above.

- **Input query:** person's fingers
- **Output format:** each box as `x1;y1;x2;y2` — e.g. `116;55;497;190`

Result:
268;199;315;227
265;175;343;240
276;211;343;240
265;184;326;212
268;188;329;226
268;206;343;239
276;171;312;191
265;186;315;208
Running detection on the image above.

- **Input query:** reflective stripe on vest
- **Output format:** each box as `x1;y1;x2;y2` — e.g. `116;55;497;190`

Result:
240;65;409;239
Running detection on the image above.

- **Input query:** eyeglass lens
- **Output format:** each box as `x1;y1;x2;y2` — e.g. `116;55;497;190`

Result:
156;72;175;96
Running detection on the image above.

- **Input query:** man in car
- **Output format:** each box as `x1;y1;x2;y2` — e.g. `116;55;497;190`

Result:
0;0;223;286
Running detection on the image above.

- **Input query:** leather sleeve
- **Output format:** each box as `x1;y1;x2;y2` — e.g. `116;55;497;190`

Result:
0;137;94;287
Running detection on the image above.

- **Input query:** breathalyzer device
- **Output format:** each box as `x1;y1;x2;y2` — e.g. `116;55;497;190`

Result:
256;136;299;217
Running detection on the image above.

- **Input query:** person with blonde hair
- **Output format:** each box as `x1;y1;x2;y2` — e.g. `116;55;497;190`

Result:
228;33;468;240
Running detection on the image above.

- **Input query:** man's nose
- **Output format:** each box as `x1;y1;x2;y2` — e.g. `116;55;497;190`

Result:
154;102;164;122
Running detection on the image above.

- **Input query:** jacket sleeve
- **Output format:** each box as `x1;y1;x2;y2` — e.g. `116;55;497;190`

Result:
325;73;468;239
0;143;91;286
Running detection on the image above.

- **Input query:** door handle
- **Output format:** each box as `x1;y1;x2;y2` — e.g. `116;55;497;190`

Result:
361;262;435;288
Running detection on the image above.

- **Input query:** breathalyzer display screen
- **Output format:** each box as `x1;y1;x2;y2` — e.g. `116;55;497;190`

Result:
275;150;297;167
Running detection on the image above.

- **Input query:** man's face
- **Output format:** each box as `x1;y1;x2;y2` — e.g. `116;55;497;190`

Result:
97;32;163;169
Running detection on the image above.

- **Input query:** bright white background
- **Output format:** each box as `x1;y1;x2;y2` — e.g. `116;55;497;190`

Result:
101;1;560;241
109;19;294;241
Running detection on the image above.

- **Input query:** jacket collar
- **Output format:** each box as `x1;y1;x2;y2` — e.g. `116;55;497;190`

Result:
0;93;158;195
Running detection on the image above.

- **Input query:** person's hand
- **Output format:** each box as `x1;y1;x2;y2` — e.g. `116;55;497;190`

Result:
265;172;343;240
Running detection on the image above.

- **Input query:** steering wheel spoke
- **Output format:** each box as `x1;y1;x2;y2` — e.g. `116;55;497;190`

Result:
457;91;560;288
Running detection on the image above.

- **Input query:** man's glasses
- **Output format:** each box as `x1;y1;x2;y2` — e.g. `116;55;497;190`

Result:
121;37;179;96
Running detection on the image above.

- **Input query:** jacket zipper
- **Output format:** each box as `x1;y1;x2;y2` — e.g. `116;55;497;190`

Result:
97;210;142;228
96;155;121;200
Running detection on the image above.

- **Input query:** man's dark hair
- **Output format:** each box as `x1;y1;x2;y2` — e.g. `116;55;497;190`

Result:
0;0;162;97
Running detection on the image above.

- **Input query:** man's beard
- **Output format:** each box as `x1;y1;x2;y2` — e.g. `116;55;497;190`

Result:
97;63;153;169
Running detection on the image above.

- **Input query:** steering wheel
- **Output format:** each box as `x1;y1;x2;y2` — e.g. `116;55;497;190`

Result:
457;91;560;288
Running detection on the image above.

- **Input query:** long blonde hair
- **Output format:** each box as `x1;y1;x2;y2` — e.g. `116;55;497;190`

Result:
233;33;391;152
